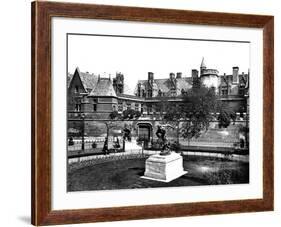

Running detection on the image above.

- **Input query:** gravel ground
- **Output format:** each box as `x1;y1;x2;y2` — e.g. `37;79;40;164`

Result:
67;155;249;192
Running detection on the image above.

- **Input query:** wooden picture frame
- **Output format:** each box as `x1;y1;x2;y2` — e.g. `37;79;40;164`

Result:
31;1;274;226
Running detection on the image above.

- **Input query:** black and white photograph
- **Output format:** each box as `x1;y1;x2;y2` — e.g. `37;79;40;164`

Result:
67;34;250;192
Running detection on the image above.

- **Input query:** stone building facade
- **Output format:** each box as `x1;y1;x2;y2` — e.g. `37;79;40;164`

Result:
67;59;249;145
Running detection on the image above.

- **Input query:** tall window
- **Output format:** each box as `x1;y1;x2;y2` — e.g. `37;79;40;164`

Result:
75;104;81;112
221;87;228;96
117;104;122;112
147;105;152;114
135;103;139;111
239;86;245;95
93;104;97;112
123;102;127;111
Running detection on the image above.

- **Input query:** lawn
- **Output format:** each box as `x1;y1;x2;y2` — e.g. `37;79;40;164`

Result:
67;155;249;192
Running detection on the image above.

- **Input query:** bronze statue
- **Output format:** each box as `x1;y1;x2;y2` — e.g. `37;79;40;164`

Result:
123;126;131;142
156;125;171;155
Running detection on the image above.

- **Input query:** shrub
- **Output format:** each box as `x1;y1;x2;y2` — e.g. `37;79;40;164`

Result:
217;111;231;128
109;111;120;119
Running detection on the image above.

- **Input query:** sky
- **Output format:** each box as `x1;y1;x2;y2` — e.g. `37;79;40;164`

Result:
68;34;250;89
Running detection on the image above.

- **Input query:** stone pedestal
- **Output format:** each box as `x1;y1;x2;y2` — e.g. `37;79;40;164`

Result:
142;152;187;182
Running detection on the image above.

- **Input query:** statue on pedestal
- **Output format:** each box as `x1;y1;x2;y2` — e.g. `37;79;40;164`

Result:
156;125;171;155
123;126;131;142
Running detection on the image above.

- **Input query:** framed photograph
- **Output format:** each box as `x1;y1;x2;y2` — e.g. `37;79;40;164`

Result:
31;1;274;226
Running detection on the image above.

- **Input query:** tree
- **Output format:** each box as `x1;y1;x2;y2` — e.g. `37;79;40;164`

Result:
109;110;120;120
103;109;141;151
103;110;121;152
216;101;236;128
122;109;141;120
162;85;219;145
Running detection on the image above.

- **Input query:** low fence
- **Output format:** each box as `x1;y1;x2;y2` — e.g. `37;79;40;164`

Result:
68;137;124;151
68;149;156;172
68;138;240;151
68;147;249;173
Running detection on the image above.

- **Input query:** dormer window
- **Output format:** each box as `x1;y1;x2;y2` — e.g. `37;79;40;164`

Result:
239;84;245;95
222;89;228;96
221;86;228;96
75;85;79;93
170;88;176;97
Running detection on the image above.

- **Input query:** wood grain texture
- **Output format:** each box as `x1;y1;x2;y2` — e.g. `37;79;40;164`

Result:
31;1;274;226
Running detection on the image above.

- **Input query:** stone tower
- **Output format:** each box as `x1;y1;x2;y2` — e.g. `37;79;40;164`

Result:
199;57;219;92
113;72;124;94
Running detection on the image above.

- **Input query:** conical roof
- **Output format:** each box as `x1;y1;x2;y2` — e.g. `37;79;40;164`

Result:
200;57;206;68
89;78;117;97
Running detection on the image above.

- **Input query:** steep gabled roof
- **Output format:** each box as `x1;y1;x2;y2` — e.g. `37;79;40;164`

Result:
79;71;98;91
154;79;170;93
220;76;229;86
175;78;193;92
69;68;135;96
89;78;117;97
136;77;192;95
219;73;248;86
68;67;98;92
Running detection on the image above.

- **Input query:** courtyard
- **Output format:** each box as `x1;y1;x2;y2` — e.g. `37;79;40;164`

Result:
67;155;249;191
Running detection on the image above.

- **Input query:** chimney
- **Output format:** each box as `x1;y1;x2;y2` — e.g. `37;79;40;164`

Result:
176;72;182;79
169;73;175;80
192;69;198;78
232;66;239;83
192;69;199;89
148;72;154;81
